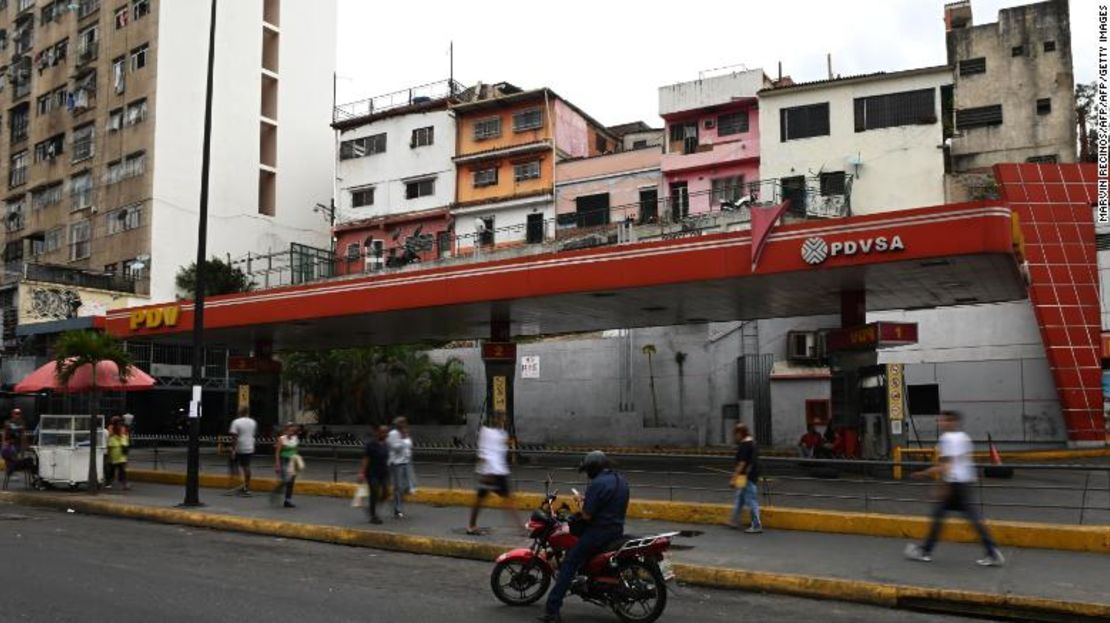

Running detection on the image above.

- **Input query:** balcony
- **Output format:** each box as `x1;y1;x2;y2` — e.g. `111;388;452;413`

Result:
76;0;99;19
76;40;98;65
661;138;759;174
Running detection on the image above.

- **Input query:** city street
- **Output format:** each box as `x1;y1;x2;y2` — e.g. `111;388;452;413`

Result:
0;503;984;623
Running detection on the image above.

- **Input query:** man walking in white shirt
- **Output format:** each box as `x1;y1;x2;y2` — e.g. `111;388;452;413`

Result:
228;407;258;496
467;413;522;535
905;410;1004;567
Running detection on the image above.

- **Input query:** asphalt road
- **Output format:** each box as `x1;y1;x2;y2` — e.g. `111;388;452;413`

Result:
0;504;986;623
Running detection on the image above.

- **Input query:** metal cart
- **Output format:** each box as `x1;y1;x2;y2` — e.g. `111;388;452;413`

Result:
31;414;106;489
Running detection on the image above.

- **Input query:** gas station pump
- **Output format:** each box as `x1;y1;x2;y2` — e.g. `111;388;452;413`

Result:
827;323;916;459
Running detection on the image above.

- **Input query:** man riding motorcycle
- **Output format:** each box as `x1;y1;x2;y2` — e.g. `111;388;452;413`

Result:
539;451;630;623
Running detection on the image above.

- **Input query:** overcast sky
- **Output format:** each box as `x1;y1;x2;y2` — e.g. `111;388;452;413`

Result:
336;0;1100;127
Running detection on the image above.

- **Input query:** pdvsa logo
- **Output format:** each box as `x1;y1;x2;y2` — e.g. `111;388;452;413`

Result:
801;235;904;265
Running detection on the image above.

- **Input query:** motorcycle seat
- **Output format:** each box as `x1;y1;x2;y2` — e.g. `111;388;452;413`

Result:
603;534;640;553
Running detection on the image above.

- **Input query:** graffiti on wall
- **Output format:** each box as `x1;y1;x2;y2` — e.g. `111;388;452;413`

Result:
27;287;83;321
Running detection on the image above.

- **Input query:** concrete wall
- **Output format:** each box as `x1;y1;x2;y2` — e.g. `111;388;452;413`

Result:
336;108;455;220
946;0;1076;169
555;149;662;222
621;130;664;151
150;0;335;301
452;195;554;251
759;68;951;215
659;70;769;117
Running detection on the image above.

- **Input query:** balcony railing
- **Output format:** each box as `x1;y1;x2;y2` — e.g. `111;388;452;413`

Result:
76;0;99;19
333;79;465;123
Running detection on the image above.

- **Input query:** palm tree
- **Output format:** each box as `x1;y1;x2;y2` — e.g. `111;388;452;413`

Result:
53;331;134;493
642;344;660;427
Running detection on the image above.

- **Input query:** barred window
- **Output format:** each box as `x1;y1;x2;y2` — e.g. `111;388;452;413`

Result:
717;111;749;136
474;117;502;140
958;57;986;76
405;178;435;199
339;133;386;159
107;203;142;234
513;160;540;182
780;103;829;141
512;108;543;132
473;167;498;188
854;88;936;132
350;187;374;207
955;105;1003;130
820;171;847;196
411;126;434;148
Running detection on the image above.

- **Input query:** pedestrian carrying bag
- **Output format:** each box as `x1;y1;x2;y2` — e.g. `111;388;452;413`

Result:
351;483;369;508
730;474;748;489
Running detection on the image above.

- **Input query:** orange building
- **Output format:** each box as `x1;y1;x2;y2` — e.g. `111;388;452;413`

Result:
451;84;616;251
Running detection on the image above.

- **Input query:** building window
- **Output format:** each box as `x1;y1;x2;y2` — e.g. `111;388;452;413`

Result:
1026;155;1058;164
129;43;148;71
670;181;689;220
595;133;608;153
411;126;434;148
853;88;936;132
717;111;750;136
32;183;63;210
350;186;374;207
106;203;141;234
473;167;498;188
104;262;118;275
112;55;125;93
76;0;99;20
670;122;698;154
1011;45;1024;57
820;171;847;196
42;1;60;24
473;117;501;140
71;171;93;210
478;216;495;246
779;103;830;141
71;69;97;111
1036;98;1051;115
339;133;386;159
632;139;648;149
106;151;145;183
72;122;95;161
108;107;123;131
575;193;610;228
5;197;25;233
77;25;98;63
9;151;27;187
513;160;540;182
132;0;148;20
34;134;65;163
37;88;66;116
512;108;543;132
346;243;360;260
122;257;145;280
958;57;986;76
1043;40;1056;52
69;220;91;260
125;98;146;125
955;104;1003;130
711;176;745;205
10;104;29;143
43;227;63;253
114;5;128;28
405;178;435;199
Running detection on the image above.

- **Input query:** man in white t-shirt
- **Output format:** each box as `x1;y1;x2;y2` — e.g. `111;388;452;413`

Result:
228;408;258;496
467;413;522;535
905;411;1004;567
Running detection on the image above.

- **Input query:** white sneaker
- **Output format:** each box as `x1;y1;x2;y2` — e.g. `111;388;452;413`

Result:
904;544;932;562
976;550;1005;567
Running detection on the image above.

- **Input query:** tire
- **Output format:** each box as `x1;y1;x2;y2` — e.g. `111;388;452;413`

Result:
490;558;551;606
610;560;667;623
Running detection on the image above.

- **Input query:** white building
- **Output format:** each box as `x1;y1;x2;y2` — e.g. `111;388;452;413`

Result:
149;0;336;301
758;66;952;214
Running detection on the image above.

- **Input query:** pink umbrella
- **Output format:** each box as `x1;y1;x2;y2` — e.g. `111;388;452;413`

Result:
15;359;156;394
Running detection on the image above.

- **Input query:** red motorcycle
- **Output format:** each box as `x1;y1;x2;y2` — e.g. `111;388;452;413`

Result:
489;490;677;623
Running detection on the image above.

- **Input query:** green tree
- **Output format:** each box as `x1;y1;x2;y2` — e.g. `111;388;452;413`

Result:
53;331;133;493
1076;81;1097;162
175;257;253;297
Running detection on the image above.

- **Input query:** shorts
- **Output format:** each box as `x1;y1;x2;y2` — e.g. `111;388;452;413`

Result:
234;452;253;469
476;474;511;498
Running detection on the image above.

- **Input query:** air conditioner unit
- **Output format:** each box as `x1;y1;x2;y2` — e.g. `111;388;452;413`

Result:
787;330;820;362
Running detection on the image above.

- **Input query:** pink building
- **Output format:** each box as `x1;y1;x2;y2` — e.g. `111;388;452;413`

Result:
658;69;772;219
555;147;663;230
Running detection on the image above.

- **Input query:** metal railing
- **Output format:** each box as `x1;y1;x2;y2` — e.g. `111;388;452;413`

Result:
126;436;1109;526
333;79;465;123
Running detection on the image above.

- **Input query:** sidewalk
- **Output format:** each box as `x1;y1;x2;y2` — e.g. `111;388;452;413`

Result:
3;479;1107;621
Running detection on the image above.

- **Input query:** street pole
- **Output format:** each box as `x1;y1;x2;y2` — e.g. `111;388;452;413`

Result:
183;0;218;507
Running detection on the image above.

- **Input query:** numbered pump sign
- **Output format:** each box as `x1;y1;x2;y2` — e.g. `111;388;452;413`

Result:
521;355;540;379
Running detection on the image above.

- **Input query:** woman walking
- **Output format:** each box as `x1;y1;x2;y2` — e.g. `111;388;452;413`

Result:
387;416;415;518
105;417;130;490
272;422;301;508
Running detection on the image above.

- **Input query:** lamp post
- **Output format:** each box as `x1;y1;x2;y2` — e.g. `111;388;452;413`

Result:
182;0;218;507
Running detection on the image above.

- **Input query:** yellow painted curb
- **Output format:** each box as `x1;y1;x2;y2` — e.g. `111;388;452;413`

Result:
127;469;1110;554
3;490;1108;622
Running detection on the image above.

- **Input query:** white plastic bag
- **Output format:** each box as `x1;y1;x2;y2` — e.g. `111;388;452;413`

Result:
351;483;369;508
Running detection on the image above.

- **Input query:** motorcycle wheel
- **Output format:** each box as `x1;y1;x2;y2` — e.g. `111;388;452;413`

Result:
490;559;551;606
610;560;667;623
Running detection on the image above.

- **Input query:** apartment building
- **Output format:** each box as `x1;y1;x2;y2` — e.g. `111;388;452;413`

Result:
332;80;461;275
607;121;663;152
0;0;335;303
450;84;617;251
944;0;1076;199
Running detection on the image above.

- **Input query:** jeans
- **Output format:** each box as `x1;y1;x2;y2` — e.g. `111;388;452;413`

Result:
922;482;998;556
545;524;623;615
390;463;412;514
273;458;296;502
730;481;761;528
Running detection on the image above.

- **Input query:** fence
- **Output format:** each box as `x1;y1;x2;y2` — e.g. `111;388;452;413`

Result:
128;436;1109;526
